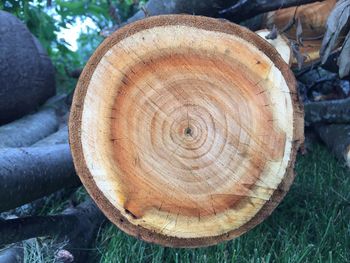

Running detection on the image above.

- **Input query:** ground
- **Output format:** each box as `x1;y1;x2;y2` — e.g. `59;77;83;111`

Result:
23;143;350;262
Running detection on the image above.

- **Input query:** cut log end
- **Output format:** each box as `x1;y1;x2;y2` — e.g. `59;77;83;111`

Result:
255;29;292;65
69;15;304;247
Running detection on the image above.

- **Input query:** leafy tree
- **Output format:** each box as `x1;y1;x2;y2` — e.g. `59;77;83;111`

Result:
0;0;144;91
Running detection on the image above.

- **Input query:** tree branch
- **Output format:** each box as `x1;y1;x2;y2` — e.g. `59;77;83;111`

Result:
0;109;59;148
315;124;350;167
304;97;350;124
0;144;80;213
219;0;324;22
0;199;106;262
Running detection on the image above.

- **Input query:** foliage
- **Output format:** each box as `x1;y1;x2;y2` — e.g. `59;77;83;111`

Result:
0;0;143;91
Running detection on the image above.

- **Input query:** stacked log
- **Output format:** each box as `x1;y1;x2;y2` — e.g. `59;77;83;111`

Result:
0;11;55;124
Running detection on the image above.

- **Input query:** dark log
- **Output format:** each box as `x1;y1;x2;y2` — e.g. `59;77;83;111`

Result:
0;108;59;148
304;97;350;124
102;0;323;36
219;0;323;22
0;199;106;262
43;93;71;117
0;11;55;124
0;244;23;263
101;0;233;35
67;68;83;79
316;124;350;167
0;144;80;213
127;0;229;23
0;187;78;220
32;126;68;147
0;215;78;246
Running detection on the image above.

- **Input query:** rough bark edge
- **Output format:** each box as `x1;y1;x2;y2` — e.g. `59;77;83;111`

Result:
69;15;304;247
0;108;59;148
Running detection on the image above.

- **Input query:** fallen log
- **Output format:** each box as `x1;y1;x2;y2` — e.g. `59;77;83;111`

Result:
70;15;304;247
219;0;323;21
316;124;350;167
304;97;350;124
0;199;105;262
32;126;68;147
102;0;323;36
101;0;233;36
0;108;59;148
0;144;80;213
125;0;229;24
0;11;55;124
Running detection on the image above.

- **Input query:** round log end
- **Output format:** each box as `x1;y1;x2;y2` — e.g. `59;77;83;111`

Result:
69;15;304;247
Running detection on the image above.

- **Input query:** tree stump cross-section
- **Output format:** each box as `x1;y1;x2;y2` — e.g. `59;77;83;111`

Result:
69;15;304;247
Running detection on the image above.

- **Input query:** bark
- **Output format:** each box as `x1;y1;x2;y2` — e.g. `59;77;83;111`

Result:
126;0;229;23
32;126;68;147
0;245;23;263
0;187;78;220
0;215;78;245
0;199;106;262
219;0;324;21
316;124;350;167
0;144;80;213
0;11;55;124
101;0;233;35
0;108;59;148
104;0;323;36
43;93;71;116
304;97;350;124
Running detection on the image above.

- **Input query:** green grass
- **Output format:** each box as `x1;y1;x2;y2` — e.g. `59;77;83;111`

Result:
95;144;350;263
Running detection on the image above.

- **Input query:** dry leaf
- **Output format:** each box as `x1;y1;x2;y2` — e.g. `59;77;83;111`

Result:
296;18;303;45
338;31;350;78
320;0;350;64
291;40;306;70
266;25;278;40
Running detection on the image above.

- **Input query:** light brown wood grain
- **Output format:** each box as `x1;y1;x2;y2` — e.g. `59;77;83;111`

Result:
69;15;304;247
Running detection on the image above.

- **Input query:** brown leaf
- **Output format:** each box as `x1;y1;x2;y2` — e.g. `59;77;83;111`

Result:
320;0;350;64
291;40;306;70
141;5;150;17
338;31;350;78
296;18;303;46
266;25;278;40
